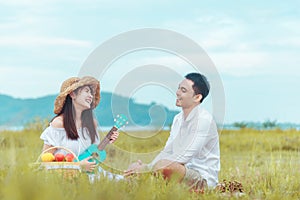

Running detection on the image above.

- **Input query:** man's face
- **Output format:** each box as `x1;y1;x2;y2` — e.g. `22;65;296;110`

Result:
176;79;201;109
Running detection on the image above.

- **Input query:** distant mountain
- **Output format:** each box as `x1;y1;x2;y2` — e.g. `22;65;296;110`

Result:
0;93;179;128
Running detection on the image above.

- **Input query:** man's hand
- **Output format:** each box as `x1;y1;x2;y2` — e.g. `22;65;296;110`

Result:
124;160;143;177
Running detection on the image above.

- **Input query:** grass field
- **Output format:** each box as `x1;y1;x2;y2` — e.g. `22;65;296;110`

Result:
0;126;299;200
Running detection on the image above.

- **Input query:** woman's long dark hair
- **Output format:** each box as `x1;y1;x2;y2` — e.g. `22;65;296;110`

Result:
51;87;98;144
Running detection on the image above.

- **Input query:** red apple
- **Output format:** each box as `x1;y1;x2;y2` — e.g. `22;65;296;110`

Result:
65;153;75;162
55;153;65;162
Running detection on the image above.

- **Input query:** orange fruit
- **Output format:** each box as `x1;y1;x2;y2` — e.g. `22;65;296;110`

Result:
41;152;55;162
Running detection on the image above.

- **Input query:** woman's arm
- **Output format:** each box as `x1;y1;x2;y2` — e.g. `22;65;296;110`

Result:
42;144;56;154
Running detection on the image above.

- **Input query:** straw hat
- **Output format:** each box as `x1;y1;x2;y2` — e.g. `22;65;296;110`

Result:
54;76;100;114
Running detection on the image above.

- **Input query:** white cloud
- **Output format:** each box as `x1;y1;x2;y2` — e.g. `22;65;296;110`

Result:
0;1;299;124
268;37;300;48
133;55;192;73
0;65;78;98
195;15;237;26
210;50;300;77
160;13;300;77
209;51;269;76
0;4;92;48
0;0;38;6
0;35;92;47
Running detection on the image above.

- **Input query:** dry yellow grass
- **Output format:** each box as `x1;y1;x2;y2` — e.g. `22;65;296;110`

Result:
0;127;299;199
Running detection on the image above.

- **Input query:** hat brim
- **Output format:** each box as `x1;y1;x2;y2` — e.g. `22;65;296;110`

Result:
54;76;100;114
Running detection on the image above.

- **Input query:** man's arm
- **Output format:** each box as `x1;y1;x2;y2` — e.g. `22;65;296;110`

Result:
167;119;216;164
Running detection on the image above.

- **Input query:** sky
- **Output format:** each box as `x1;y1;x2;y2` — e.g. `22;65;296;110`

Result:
0;0;299;124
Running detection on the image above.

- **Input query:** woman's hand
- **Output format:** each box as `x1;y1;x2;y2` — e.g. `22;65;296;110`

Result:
80;156;97;172
109;130;119;143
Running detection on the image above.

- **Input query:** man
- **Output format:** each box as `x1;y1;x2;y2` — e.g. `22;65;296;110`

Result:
124;73;220;190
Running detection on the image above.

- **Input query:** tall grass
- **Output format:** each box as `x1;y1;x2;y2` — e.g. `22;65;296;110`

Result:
0;127;299;199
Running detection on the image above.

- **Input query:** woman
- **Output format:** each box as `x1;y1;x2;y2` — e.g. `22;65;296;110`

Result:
40;76;119;173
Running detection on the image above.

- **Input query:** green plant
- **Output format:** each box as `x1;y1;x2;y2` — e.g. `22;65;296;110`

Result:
233;121;248;129
0;128;299;199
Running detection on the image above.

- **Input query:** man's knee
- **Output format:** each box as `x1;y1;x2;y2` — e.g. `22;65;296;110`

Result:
153;159;173;170
153;160;185;180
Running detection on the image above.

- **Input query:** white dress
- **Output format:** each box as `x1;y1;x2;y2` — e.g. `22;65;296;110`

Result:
40;123;124;182
40;123;100;157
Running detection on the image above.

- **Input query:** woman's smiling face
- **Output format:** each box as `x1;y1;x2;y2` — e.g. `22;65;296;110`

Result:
71;85;94;111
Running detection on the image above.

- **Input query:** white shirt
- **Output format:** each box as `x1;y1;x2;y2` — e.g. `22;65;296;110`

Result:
150;105;220;187
40;123;100;157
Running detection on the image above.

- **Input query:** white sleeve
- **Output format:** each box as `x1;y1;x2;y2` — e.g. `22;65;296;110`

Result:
40;126;66;146
148;115;179;168
169;118;216;164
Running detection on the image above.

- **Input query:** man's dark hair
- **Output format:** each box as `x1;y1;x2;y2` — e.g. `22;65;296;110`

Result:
185;73;210;103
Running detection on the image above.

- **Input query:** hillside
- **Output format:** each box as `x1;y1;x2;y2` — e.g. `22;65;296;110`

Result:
0;93;179;128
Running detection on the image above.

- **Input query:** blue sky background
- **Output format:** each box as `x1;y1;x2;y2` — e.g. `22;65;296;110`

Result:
0;0;299;124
